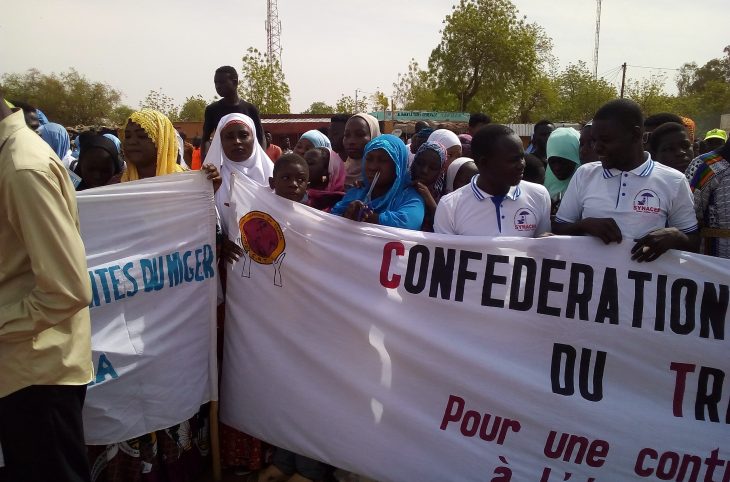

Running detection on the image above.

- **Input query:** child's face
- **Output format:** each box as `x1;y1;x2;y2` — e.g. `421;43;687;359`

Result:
411;150;442;186
655;130;693;173
269;161;310;202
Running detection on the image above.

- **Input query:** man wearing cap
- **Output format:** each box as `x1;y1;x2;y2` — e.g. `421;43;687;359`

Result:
685;130;730;259
0;91;93;480
704;128;727;152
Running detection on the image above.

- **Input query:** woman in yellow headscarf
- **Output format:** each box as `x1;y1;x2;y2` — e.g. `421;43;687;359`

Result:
120;109;221;187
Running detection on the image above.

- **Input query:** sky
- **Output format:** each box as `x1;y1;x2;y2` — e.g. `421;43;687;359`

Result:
1;0;728;114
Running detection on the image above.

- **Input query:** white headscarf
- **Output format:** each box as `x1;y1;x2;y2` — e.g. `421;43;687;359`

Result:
445;157;474;193
208;113;274;211
428;129;460;149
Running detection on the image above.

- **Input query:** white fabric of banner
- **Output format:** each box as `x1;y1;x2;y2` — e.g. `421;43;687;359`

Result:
79;172;218;445
221;176;729;482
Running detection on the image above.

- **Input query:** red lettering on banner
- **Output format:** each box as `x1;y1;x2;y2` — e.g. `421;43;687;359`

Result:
439;394;521;445
670;362;696;417
634;447;729;481
670;362;729;423
543;431;609;467
380;241;404;288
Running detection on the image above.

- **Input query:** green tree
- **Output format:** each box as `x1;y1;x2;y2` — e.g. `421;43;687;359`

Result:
109;105;135;126
625;74;676;117
178;95;207;121
550;61;617;122
427;0;551;113
673;46;730;132
239;47;291;114
140;88;179;121
0;68;122;126
334;95;368;114
392;60;440;110
372;90;389;112
302;101;334;114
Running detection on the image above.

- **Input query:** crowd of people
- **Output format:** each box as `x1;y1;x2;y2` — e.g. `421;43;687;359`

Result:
1;62;729;482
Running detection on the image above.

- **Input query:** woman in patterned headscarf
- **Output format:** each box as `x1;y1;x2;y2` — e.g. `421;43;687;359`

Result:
410;141;447;231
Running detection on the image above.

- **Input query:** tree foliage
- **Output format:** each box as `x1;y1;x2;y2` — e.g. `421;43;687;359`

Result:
302;101;334;114
109;105;135;126
178;95;207;121
140;88;179;121
428;0;550;113
392;60;439;110
0;68;122;126
550;61;616;122
334;95;368;114
372;90;389;112
239;47;291;114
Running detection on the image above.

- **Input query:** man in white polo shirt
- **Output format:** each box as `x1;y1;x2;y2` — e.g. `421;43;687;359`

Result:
434;124;551;236
553;99;699;262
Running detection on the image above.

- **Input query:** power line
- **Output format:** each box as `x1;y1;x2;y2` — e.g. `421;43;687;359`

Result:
626;64;681;71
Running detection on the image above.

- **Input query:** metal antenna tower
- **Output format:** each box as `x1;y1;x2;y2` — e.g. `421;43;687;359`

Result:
266;0;282;67
593;0;602;79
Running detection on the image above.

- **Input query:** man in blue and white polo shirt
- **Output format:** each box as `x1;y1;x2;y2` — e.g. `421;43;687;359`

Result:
434;124;551;237
553;99;699;262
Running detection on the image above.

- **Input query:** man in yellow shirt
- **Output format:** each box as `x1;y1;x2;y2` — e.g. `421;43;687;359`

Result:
0;93;93;481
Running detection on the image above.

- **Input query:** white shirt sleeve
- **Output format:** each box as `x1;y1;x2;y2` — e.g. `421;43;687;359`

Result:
668;176;699;233
434;194;456;234
535;185;552;236
555;168;583;224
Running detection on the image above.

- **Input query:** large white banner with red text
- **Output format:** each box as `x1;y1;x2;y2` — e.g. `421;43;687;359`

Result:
78;173;218;444
221;176;729;482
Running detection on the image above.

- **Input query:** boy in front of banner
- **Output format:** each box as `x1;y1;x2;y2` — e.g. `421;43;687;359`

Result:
0;92;93;481
553;99;699;262
258;153;330;482
434;124;551;237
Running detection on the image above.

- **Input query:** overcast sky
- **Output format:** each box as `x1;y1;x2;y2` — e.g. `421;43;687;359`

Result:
2;0;727;114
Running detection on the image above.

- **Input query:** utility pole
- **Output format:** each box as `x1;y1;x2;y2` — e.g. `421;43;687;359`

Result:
593;0;602;79
620;62;627;98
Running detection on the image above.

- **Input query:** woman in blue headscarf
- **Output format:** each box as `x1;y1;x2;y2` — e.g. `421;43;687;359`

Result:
331;134;425;230
38;122;73;167
294;129;331;157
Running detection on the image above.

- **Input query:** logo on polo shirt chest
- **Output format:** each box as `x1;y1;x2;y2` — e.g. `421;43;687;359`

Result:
513;207;537;231
633;189;661;214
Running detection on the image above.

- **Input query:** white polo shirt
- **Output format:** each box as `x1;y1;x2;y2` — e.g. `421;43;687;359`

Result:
555;156;698;239
434;175;551;236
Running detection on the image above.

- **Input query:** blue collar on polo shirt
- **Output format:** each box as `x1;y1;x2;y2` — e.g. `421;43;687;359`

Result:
469;174;522;201
470;174;521;233
602;153;655;179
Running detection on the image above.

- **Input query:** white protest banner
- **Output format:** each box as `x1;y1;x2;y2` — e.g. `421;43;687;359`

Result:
221;176;729;482
78;172;218;445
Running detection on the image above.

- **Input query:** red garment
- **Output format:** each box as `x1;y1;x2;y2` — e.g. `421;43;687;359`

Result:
191;148;202;170
265;144;282;163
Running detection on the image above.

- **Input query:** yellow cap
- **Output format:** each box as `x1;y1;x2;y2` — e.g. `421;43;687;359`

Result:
704;128;728;142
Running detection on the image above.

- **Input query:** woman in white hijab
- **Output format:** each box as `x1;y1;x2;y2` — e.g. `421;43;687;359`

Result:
428;129;462;165
207;113;274;217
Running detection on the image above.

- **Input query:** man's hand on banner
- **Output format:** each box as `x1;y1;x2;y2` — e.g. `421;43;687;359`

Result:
631;227;685;263
221;237;244;264
201;163;222;193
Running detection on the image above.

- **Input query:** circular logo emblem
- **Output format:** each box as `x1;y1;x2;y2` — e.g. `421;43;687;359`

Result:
238;211;285;265
633;189;661;214
513;207;537;231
